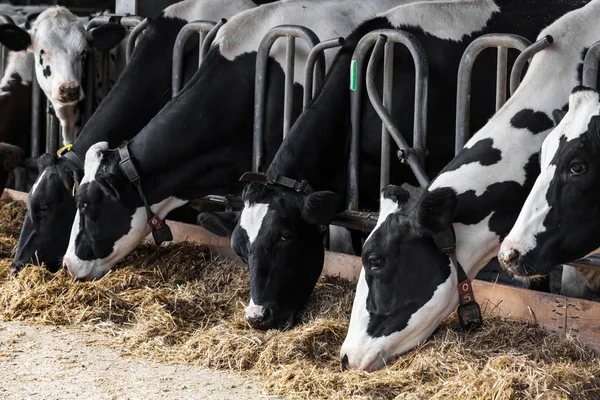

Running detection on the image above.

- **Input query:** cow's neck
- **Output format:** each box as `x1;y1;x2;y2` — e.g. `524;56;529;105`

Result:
71;16;190;160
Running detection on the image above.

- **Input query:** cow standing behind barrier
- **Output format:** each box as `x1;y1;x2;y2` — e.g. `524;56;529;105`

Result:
60;0;425;281
0;6;126;145
340;0;597;372
197;0;586;331
11;0;262;274
499;87;600;296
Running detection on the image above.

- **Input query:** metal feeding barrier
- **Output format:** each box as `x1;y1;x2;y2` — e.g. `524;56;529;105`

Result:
455;34;553;155
583;40;600;89
171;19;225;98
252;25;344;172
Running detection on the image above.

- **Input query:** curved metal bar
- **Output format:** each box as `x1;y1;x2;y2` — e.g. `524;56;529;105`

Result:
87;14;144;30
583;41;600;89
171;20;218;98
0;14;15;25
303;37;344;107
200;18;226;60
455;34;531;155
509;35;553;96
365;33;430;188
126;18;149;61
253;25;321;172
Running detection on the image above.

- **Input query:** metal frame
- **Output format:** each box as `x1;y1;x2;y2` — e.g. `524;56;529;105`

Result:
0;15;15;79
171;19;225;98
583;40;600;89
252;25;334;172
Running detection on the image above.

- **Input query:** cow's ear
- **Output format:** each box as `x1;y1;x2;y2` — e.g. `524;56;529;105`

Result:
302;191;341;226
0;24;32;51
87;24;126;51
552;109;567;126
197;212;238;238
417;188;457;234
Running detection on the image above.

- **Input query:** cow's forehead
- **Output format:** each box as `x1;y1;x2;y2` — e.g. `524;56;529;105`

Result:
541;90;600;167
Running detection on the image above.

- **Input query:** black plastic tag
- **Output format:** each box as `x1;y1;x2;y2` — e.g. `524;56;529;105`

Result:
152;225;173;246
458;301;483;331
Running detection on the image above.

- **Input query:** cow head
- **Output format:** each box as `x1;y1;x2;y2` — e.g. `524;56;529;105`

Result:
198;183;340;330
0;6;125;144
63;142;186;280
340;184;459;372
12;153;80;274
499;87;600;277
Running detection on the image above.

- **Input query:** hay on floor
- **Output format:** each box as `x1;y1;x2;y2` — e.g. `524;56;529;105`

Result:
0;193;598;400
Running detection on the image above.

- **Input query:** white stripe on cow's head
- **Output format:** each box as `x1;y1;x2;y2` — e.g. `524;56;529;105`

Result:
239;201;269;244
500;88;600;277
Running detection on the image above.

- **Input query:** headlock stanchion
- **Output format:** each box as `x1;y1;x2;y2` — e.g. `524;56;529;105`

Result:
303;37;344;107
583;41;600;89
253;25;327;173
171;19;224;98
126;18;150;61
455;34;531;155
509;36;553;96
347;30;429;211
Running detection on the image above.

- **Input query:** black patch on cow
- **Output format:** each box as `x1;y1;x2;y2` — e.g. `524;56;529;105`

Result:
510;109;553;134
443;139;502;173
43;65;51;78
39;54;43;66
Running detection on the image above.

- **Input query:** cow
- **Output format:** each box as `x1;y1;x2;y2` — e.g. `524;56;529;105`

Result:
196;0;585;331
499;87;600;298
0;6;126;145
60;0;426;282
11;0;262;274
339;0;597;372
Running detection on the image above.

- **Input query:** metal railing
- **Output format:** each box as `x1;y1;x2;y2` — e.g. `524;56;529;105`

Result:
253;25;344;172
171;19;225;98
583;40;600;89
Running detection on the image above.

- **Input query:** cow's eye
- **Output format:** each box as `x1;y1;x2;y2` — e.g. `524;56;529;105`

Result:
77;201;88;212
368;255;384;271
280;230;292;241
570;162;587;175
38;203;49;212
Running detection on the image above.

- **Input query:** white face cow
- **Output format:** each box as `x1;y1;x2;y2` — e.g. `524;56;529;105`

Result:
0;6;125;144
500;87;600;278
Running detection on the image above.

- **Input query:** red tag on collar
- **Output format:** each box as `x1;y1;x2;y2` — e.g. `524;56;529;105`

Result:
457;279;475;305
148;215;165;231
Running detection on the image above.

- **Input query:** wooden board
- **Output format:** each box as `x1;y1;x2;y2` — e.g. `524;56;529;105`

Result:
5;189;600;351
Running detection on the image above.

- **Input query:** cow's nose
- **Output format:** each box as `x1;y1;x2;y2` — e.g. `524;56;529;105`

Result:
58;82;81;103
341;354;350;371
245;306;272;330
10;261;24;276
498;241;521;271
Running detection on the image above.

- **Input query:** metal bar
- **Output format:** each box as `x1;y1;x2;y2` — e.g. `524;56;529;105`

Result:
282;36;296;138
171;20;219;98
102;50;110;99
30;78;42;158
198;31;207;67
201;19;226;60
509;35;553;96
87;15;144;30
455;34;532;155
380;41;394;190
45;102;59;154
126;18;149;61
495;46;508;111
366;33;429;188
253;25;321;173
303;37;344;108
0;15;15;24
583;41;600;89
84;50;96;123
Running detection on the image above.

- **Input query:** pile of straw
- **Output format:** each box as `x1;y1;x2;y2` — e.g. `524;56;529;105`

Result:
0;194;599;399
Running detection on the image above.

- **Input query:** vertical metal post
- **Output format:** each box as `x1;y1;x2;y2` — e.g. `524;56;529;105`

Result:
198;31;207;67
283;36;296;138
380;41;394;190
495;47;508;111
30;78;42;158
102;50;110;99
583;41;600;89
45;101;59;154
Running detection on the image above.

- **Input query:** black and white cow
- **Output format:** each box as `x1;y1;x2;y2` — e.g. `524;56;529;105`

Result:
11;0;259;274
499;87;600;297
60;0;423;281
0;6;126;145
340;0;597;372
197;0;585;331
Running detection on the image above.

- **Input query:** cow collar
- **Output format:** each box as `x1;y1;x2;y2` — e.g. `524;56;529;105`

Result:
57;144;84;170
433;226;482;331
117;142;173;246
240;172;314;195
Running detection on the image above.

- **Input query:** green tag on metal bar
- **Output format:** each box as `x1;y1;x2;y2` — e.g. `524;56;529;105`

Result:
350;60;357;91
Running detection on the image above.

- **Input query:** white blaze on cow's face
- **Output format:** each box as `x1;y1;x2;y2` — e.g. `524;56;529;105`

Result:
341;185;459;372
63;141;187;280
500;88;600;277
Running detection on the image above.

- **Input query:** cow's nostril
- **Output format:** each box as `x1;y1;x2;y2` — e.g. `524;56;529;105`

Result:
499;247;521;270
341;354;350;371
